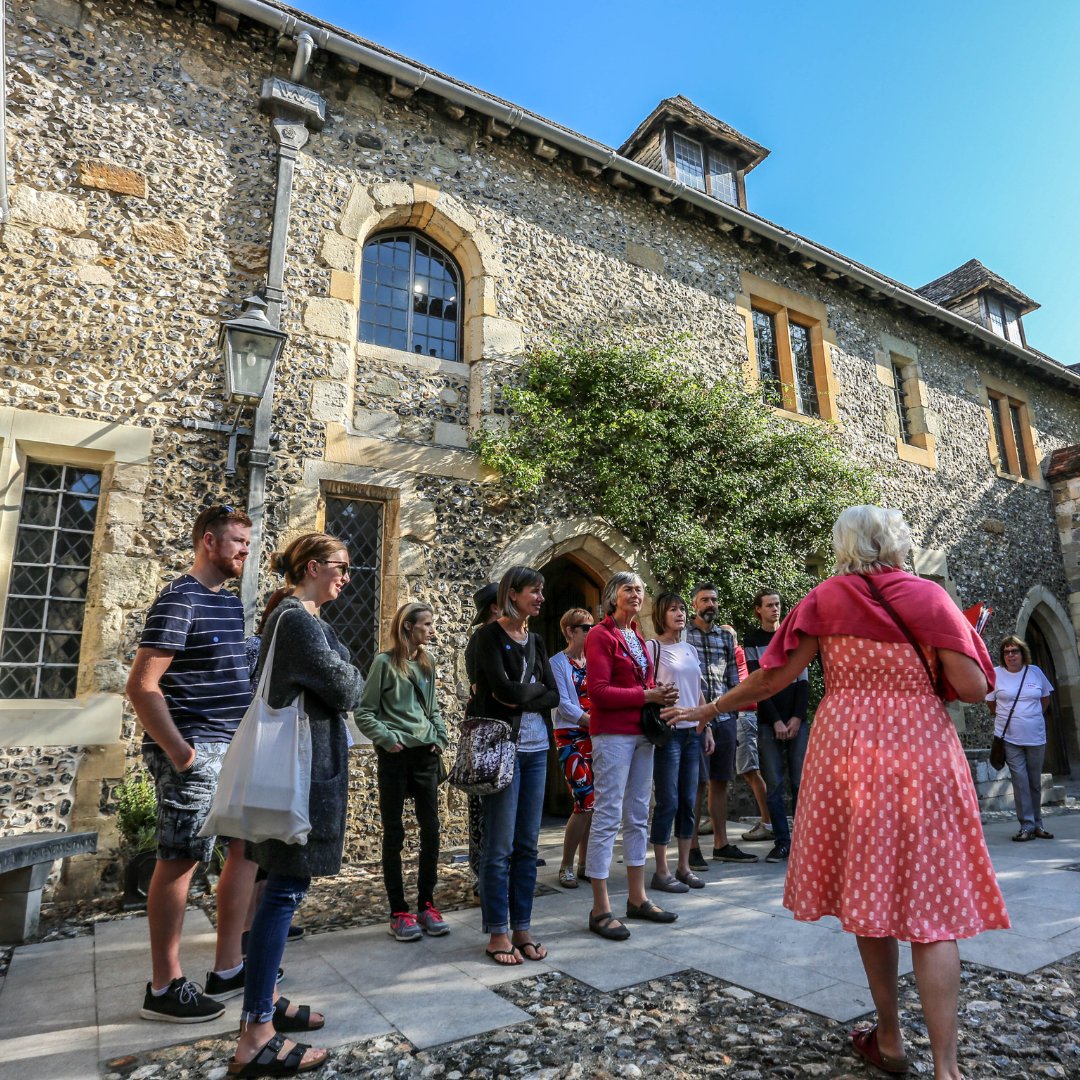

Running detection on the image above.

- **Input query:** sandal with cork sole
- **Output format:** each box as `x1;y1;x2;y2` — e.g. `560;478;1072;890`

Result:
851;1025;909;1074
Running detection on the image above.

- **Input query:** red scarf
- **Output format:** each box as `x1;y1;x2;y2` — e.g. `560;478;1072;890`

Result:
761;567;994;700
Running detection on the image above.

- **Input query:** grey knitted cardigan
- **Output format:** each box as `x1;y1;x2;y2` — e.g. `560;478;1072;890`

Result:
248;596;363;878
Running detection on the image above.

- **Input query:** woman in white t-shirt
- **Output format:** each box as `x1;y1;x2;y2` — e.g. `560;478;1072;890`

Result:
987;635;1055;842
648;592;711;891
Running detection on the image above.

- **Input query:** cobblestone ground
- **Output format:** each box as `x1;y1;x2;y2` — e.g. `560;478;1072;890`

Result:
101;955;1079;1079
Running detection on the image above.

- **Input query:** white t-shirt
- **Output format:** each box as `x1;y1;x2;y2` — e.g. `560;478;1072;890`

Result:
649;640;702;729
987;664;1053;746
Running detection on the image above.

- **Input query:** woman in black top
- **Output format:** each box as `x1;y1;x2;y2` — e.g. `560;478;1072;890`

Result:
472;565;559;966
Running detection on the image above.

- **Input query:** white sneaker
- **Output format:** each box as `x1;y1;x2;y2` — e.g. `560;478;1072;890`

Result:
741;820;774;842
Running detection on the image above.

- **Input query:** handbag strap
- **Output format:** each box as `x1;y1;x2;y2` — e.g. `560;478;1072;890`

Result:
861;575;938;695
998;665;1028;739
254;615;286;704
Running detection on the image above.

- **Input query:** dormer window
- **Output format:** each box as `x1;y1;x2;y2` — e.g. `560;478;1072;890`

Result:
983;295;1024;345
619;95;769;212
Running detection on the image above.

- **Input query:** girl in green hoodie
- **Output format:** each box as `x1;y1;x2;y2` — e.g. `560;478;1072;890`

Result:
356;602;449;941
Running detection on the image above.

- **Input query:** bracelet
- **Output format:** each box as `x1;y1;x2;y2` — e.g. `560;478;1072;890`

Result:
712;699;722;718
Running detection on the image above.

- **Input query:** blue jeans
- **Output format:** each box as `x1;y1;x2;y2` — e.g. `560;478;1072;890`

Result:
758;720;809;845
479;749;547;935
241;872;310;1023
1005;741;1045;831
650;728;701;844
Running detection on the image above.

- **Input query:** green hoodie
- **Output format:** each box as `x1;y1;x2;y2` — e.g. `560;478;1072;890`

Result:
354;652;447;751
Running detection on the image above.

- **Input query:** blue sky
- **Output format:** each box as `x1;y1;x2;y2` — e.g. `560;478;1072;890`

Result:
300;0;1079;365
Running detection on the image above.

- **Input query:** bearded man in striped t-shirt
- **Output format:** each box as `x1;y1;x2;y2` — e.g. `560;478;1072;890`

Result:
126;504;260;1023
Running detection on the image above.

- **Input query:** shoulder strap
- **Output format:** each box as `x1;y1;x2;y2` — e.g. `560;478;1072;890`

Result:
862;575;938;694
999;665;1029;738
522;632;536;683
646;638;660;672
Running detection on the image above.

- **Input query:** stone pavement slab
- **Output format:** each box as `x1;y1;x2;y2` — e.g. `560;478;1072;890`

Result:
0;811;1077;1072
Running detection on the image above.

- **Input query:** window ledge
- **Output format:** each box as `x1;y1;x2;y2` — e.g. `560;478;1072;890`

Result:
992;465;1047;491
896;436;937;470
770;406;843;432
355;340;469;377
0;694;124;745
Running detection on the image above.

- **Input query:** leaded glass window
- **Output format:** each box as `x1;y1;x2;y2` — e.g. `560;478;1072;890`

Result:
752;308;782;407
893;360;914;444
708;151;738;205
359;232;462;361
990;394;1009;470
789;322;819;417
0;461;101;699
673;133;706;192
322;497;382;677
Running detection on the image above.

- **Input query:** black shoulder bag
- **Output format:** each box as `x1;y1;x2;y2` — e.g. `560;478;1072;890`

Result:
642;639;673;748
989;666;1027;771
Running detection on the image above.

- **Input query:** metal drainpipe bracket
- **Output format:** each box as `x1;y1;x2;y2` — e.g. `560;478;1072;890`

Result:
259;76;327;130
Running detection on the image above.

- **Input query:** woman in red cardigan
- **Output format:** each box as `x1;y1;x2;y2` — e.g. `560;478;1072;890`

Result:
583;571;678;940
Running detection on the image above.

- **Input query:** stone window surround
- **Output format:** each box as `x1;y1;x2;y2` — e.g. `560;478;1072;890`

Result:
0;408;152;746
306;178;525;443
873;333;938;471
980;372;1044;489
736;273;839;425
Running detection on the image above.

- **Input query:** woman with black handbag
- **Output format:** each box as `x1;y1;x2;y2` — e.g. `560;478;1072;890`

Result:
355;601;450;942
471;565;560;966
583;572;679;942
987;635;1054;842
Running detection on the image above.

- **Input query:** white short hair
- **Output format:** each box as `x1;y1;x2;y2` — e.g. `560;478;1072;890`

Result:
832;505;912;575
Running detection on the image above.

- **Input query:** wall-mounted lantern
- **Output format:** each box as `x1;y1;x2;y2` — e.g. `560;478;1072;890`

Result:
218;294;288;404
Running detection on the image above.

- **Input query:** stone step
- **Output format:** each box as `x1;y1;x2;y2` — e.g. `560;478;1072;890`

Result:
966;749;1064;811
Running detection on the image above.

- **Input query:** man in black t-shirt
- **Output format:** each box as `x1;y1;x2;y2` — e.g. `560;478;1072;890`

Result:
743;589;809;865
126;505;258;1023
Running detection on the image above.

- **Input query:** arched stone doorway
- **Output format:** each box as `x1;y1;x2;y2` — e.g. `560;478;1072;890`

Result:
490;518;657;813
1016;585;1080;776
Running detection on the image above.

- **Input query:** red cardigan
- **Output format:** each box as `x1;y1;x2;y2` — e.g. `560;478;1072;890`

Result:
584;615;655;736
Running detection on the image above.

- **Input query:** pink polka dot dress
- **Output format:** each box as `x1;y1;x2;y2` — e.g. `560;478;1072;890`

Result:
783;635;1010;943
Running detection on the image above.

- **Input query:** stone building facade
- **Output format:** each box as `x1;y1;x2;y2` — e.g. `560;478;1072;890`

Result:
1;0;1078;895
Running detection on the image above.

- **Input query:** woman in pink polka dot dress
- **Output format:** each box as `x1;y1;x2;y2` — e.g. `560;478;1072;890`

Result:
674;506;1008;1080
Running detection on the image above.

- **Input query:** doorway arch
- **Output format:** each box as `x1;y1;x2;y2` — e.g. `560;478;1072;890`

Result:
1016;585;1079;776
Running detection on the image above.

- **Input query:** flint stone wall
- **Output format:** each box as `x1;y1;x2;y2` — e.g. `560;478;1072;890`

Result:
0;0;1077;884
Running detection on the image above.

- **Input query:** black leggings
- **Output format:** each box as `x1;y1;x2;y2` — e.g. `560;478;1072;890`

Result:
376;744;442;914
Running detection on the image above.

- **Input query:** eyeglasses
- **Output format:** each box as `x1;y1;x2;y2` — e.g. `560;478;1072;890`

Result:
203;504;235;522
1002;648;1022;656
319;560;352;577
571;624;592;633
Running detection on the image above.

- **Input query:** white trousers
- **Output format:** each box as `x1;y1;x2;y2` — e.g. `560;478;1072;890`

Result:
585;733;654;879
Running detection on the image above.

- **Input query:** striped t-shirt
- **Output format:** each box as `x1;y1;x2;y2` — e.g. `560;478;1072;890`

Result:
138;574;252;744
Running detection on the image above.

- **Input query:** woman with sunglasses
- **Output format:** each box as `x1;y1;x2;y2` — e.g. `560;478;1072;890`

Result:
229;534;363;1077
550;607;596;888
988;635;1055;842
356;602;450;941
471;565;560;966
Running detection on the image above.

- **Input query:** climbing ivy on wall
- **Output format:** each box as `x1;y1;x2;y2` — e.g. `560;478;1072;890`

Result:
477;337;876;625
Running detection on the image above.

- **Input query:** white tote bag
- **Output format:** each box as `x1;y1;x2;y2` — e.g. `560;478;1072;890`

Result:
199;615;312;845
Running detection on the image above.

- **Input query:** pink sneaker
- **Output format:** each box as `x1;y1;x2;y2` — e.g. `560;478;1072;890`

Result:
417;903;450;936
389;911;422;942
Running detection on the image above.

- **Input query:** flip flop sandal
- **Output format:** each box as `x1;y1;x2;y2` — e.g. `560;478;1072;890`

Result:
558;867;579;888
588;911;630;941
273;996;325;1033
517;940;547;961
227;1033;325;1077
485;948;523;965
851;1025;909;1074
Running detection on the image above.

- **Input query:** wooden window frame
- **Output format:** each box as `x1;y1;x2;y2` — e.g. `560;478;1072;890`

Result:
982;294;1026;347
737;274;839;424
665;130;743;206
982;375;1042;488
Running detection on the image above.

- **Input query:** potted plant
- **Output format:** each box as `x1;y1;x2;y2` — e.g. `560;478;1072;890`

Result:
115;771;157;910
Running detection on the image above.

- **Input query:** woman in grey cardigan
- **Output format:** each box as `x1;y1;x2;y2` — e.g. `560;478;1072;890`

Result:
228;533;363;1078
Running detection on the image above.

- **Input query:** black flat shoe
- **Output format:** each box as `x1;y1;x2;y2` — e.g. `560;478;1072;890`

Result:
589;911;630;940
626;899;677;923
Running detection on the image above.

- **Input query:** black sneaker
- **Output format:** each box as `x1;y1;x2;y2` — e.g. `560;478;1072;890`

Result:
765;843;790;863
712;844;759;864
688;847;709;872
140;977;226;1023
204;963;284;1001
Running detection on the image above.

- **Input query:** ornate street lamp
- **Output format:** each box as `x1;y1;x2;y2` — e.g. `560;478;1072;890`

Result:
218;294;288;404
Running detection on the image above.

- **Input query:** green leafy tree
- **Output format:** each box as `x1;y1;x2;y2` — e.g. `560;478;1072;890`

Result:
477;336;876;625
